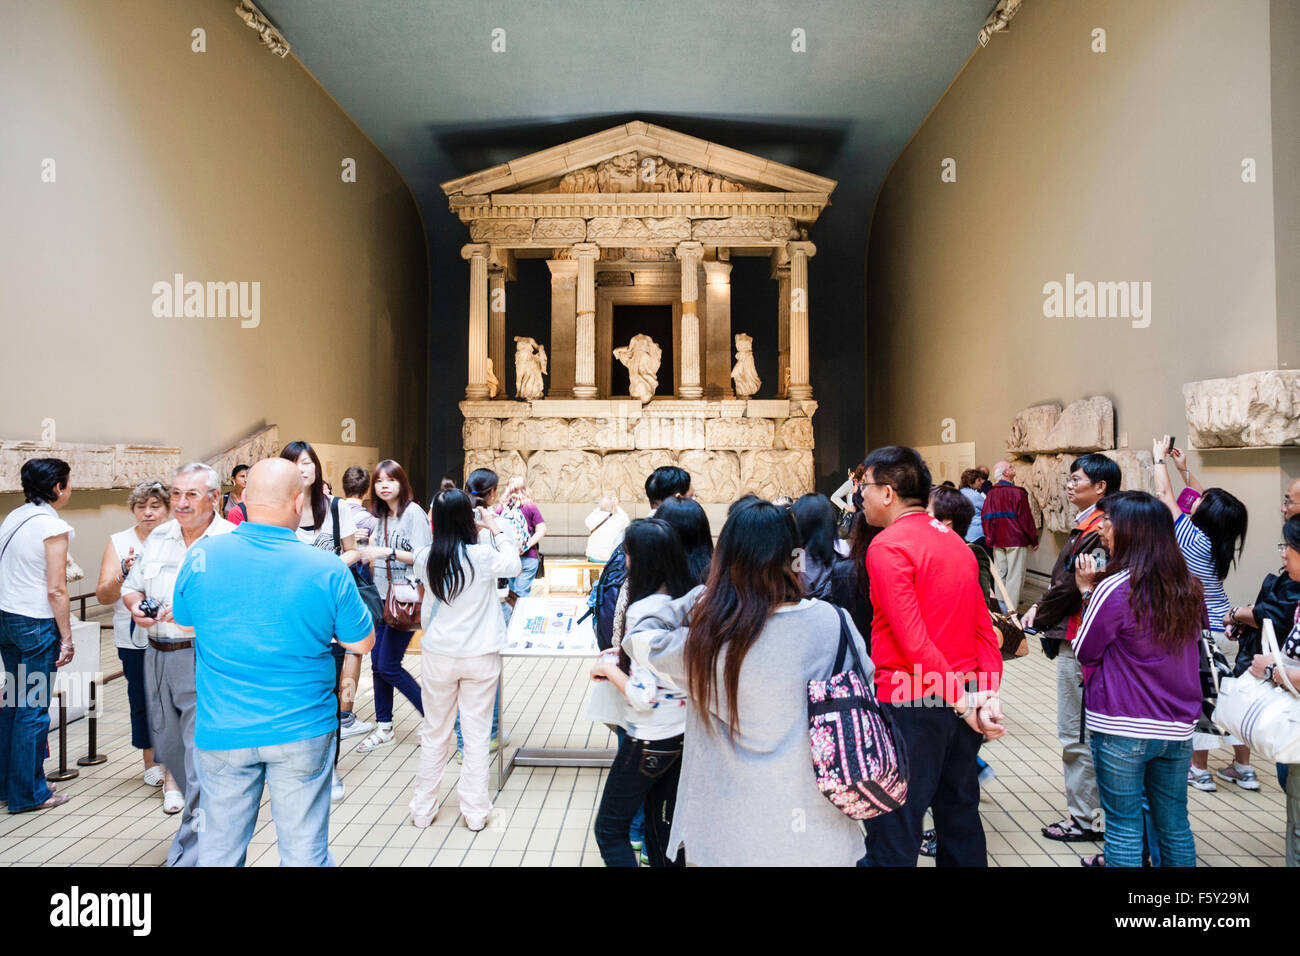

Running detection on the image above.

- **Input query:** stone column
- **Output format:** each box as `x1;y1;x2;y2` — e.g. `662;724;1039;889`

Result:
462;243;490;400
546;258;578;398
676;241;704;399
786;240;816;401
572;242;600;399
703;257;733;398
488;266;507;399
772;248;791;398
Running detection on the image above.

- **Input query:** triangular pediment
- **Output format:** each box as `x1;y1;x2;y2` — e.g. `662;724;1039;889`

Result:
440;121;836;198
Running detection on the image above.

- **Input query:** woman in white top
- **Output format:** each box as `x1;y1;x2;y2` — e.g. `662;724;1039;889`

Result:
407;488;521;831
94;480;171;791
589;518;694;867
355;459;433;753
0;458;76;813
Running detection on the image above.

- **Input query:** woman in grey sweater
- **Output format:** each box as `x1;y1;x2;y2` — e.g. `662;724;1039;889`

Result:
625;499;872;866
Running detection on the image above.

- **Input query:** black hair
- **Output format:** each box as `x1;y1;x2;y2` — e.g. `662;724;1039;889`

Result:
280;440;328;529
654;496;714;584
1070;453;1122;498
425;489;478;603
644;466;691;506
727;493;764;517
1191;488;1248;580
21;458;70;505
464;468;499;508
623;518;695;605
861;446;931;506
791;493;836;565
1282;515;1300;554
929;485;975;539
231;463;249;479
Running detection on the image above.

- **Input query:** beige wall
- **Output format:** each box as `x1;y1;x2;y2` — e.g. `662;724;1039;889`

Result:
0;0;428;580
866;0;1299;595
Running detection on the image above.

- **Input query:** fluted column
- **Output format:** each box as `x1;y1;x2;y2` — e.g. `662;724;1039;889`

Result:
572;243;600;399
676;241;704;399
488;270;506;398
772;248;791;398
786;240;816;401
546;258;578;398
703;258;733;398
462;243;490;400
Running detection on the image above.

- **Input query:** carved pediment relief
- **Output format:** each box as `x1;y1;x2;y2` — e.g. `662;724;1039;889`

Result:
543;153;754;194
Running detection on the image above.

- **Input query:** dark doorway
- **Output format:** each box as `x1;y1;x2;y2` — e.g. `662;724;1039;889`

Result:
610;304;674;397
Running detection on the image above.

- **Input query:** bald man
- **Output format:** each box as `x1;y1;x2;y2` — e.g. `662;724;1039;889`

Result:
172;458;374;866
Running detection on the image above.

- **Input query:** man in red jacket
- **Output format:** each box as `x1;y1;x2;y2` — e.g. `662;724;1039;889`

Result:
980;460;1039;611
860;446;1005;867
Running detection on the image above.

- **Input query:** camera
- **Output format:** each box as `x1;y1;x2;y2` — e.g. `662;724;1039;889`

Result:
138;596;162;619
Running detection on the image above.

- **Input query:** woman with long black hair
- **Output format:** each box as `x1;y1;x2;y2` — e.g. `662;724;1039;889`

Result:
408;489;520;831
792;493;838;599
653;495;713;585
590;518;695;866
1072;491;1205;867
624;501;872;865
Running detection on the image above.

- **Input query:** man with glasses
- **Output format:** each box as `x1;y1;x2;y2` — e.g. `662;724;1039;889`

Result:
122;462;233;866
1020;453;1120;845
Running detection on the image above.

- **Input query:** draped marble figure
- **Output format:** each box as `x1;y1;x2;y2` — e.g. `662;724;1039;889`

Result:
613;334;662;403
731;332;761;399
514;337;547;400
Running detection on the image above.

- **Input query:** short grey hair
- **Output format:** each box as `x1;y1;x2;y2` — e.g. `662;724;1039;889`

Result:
992;462;1008;482
173;462;221;493
127;480;170;510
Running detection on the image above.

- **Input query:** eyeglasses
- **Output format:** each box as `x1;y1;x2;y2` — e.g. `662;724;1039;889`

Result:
1066;475;1091;487
1099;514;1112;526
170;489;210;503
1282;543;1294;556
1286;496;1296;509
859;481;894;491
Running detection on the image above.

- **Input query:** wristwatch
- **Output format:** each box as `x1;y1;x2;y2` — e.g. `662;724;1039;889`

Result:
1080;588;1094;602
1264;664;1277;684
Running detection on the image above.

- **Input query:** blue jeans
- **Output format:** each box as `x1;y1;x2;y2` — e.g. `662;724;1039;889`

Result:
594;732;684;867
510;556;540;597
0;611;59;812
371;621;423;723
195;730;337;866
614;727;646;844
1090;732;1196;867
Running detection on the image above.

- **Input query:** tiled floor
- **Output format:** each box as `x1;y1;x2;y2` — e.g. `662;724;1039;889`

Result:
0;620;1289;866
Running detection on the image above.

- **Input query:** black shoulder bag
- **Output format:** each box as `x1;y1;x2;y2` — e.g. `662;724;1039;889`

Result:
333;497;382;624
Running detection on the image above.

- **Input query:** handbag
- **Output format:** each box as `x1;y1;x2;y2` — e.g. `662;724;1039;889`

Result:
1195;629;1231;735
807;607;908;821
380;516;424;630
987;557;1028;660
1212;619;1300;763
330;498;382;625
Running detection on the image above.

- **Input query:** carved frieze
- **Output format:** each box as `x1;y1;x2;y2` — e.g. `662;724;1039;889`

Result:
532;218;587;242
462;419;499;451
527;450;603;503
0;441;182;494
739;450;814;500
549;153;752;194
501;417;570;451
678;450;741;503
464;449;527;481
634;415;707;450
706;417;775;449
692;217;796;242
601;451;678;504
777;417;815;450
1007;397;1113;454
1183;370;1300;448
470;218;534;242
205;425;280;481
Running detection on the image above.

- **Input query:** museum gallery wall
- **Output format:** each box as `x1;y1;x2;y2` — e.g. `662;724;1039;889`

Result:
865;0;1300;592
0;0;428;573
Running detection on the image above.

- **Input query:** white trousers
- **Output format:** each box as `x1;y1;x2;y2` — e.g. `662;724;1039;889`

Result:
409;651;500;827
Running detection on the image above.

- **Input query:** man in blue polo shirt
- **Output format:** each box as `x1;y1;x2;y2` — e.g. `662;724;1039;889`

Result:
172;458;373;867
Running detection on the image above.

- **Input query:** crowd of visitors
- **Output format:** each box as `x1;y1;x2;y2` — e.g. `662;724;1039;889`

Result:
1;436;1297;870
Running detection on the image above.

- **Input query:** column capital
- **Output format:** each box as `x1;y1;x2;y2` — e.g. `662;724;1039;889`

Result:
570;242;600;261
785;240;817;260
703;260;733;284
675;240;704;261
461;243;490;261
546;258;578;287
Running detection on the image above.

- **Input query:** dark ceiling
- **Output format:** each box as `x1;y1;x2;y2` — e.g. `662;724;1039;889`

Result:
254;0;992;491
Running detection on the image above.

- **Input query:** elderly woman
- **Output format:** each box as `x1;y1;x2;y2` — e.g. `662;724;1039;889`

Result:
95;480;173;793
0;458;76;813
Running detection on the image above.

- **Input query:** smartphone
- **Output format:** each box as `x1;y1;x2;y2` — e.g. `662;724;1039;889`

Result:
1023;626;1039;636
1166;435;1176;454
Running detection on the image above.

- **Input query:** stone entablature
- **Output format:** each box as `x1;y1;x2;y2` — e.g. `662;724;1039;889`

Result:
0;441;181;493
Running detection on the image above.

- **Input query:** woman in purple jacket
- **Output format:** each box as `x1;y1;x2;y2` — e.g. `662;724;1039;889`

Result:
1072;491;1204;867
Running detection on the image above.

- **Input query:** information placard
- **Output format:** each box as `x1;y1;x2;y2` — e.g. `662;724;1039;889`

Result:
503;595;599;656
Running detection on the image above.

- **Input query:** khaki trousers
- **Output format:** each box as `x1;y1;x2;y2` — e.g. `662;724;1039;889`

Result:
993;546;1029;611
1057;644;1102;830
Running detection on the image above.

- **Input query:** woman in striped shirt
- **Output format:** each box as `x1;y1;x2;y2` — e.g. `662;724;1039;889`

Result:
1152;436;1250;791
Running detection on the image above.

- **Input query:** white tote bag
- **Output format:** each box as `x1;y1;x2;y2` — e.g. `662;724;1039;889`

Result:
1212;619;1300;764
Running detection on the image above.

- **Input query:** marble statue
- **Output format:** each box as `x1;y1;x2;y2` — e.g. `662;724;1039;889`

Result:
486;358;499;399
731;333;762;399
613;334;662;403
514;337;547;401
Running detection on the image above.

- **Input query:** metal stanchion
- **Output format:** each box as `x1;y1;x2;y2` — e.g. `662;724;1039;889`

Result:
77;678;107;767
46;689;80;782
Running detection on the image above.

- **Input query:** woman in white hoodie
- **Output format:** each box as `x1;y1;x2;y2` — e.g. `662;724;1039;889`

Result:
408;489;521;832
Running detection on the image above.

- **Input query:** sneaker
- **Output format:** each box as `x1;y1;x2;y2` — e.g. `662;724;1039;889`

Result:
143;765;166;787
330;770;345;803
1215;765;1261;791
977;764;997;786
356;726;395;754
639;847;650;866
919;828;938;858
466;815;487;832
340;716;373;740
629;839;644;852
489;736;501;754
1188;768;1217;792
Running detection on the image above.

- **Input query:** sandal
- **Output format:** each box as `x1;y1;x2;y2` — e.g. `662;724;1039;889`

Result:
1041;817;1104;842
356;727;395;754
12;793;71;814
162;790;185;814
1081;853;1105;867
